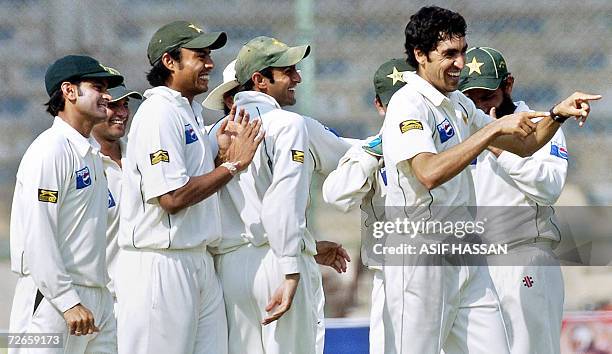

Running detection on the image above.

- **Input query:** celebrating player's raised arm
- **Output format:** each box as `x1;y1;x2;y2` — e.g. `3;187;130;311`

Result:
490;91;601;156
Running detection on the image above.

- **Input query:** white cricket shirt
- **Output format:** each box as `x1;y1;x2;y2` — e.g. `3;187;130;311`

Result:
471;101;567;244
382;71;493;220
207;99;349;274
10;117;108;313
322;138;387;268
209;91;311;274
99;139;125;296
119;86;221;250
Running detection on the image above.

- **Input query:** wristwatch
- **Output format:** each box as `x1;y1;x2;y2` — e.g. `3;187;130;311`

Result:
220;161;240;176
549;107;569;124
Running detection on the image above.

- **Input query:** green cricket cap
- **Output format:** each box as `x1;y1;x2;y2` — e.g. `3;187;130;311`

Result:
108;83;142;102
373;58;414;106
44;55;124;96
147;20;227;65
235;36;310;85
459;47;509;92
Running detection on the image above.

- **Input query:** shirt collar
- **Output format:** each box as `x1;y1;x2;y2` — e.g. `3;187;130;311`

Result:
143;86;204;118
99;139;127;163
403;71;451;107
234;91;282;109
52;117;96;157
514;101;530;113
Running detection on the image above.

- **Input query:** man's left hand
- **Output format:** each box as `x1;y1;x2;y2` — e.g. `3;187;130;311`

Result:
553;92;602;127
314;241;351;273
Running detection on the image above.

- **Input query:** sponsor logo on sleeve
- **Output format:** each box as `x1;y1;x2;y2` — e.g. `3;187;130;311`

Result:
550;142;568;160
324;126;341;137
436;118;455;143
291;150;305;163
185;123;199;144
38;189;58;203
150;150;170;165
75;167;92;189
399;120;423;133
108;190;116;208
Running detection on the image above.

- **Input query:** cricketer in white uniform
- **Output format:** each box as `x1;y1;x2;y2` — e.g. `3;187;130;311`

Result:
205;58;350;353
381;6;599;354
209;37;351;354
115;21;263;354
459;47;567;354
9;55;123;354
322;58;414;354
90;82;142;308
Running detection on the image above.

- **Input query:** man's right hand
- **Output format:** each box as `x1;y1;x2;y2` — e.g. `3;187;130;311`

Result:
223;108;264;172
216;105;247;163
262;274;300;325
63;303;99;336
494;111;548;139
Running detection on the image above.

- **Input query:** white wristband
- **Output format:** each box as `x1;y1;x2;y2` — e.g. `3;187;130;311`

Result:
220;161;240;176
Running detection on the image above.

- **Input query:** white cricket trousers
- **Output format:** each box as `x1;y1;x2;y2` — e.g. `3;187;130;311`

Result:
9;276;116;354
115;248;227;354
214;243;325;354
487;241;564;354
369;269;395;354
384;262;510;354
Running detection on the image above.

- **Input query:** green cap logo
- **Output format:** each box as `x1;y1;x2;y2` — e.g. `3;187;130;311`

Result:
465;57;484;75
235;36;310;85
373;58;414;106
459;47;509;92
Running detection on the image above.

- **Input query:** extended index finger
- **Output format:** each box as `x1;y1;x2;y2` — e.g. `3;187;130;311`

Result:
522;111;550;120
574;93;602;101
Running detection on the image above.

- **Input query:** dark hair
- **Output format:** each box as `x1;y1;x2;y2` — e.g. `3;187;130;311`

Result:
44;79;82;116
222;86;240;115
404;6;466;68
45;89;65;116
146;46;182;87
238;67;275;92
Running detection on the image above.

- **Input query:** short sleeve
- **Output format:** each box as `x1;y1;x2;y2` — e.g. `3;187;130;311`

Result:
130;101;190;203
383;92;437;164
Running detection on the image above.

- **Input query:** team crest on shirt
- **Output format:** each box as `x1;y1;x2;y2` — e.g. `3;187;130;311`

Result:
550;142;568;160
291;150;305;163
185;124;199;144
75;167;92;189
38;189;58;203
436;118;455;143
150;150;170;165
108;190;116;208
399;120;423;133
